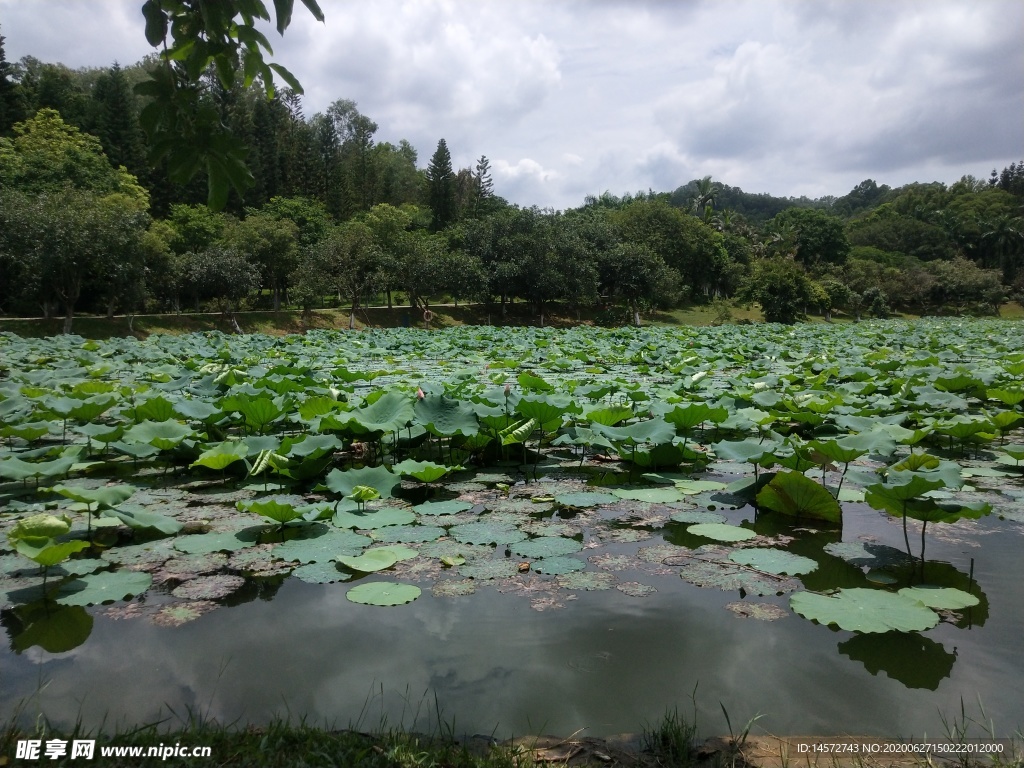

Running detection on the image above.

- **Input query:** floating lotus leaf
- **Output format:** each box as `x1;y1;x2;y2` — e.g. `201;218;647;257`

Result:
616;582;657;597
373;525;446;544
152;601;218;627
458;559;519;579
159;552;229;578
554;491;619;508
339;549;399;572
790;588;940;633
898;586;980;610
687;523;757;542
677;557;795;596
532;556;586;575
451;521;527;545
865;571;898;585
611;487;685;504
419;540;491;560
728;548;818;575
637;544;682;563
50;558;109;577
292;561;351;584
346;581;421;606
756;471;842;523
725;601;789;621
412;499;473;516
669;510;726;525
171;574;245;600
556;570;616;590
174;530;259;554
432;579;478;597
273;530;371;563
512;537;582;559
56;570;152;606
333;507;415;529
101;541;174;568
823;542;915;568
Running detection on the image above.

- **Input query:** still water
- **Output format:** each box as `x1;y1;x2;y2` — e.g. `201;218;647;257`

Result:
3;502;1022;740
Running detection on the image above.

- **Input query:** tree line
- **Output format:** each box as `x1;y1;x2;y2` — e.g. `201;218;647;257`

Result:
1;27;1023;332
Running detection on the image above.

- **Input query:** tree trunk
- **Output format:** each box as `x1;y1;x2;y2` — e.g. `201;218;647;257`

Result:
272;287;281;312
349;295;358;330
106;297;117;319
62;306;74;334
387;289;393;309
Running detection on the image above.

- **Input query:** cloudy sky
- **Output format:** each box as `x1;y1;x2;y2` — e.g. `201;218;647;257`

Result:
2;0;1021;210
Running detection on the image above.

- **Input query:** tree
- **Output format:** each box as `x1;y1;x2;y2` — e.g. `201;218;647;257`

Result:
92;63;147;180
178;245;260;329
222;212;299;310
689;175;718;216
426;139;456;231
768;208;850;269
136;0;324;209
0;109;148;204
744;257;814;324
291;221;381;328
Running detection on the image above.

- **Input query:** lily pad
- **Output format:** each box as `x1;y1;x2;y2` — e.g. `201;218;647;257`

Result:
725;601;789;621
56;570;153;606
346;581;421;606
790;588;940;633
432;579;478;597
412;499;473;516
554;492;619;508
292;561;351;584
373;525;447;544
616;581;657;597
458;559;520;580
173;530;259;555
687;523;757;542
677;557;796;596
333;507;416;529
338;549;399;573
512;537;582;559
898;586;980;610
171;574;245;600
728;548;818;576
152;601;218;627
823;542;915;568
274;530;371;563
555;570;616;590
451;521;527;545
611;487;686;504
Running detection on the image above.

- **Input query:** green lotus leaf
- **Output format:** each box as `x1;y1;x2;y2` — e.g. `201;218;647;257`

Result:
173;398;224;423
46;483;137;510
173;529;260;554
56;570;153;606
348;485;381;504
346;581;421;606
898;586;980;610
554;491;619;508
412;499;473;516
123;419;194;450
592;418;675;446
372;545;418;561
458;559;520;579
373;525;446;544
237;498;304;525
106;507;184;536
338;549;399;572
15;539;91;567
392;459;464;483
0;455;77;482
728;548;818;576
517;371;554;392
1;421;52;442
414;395;480;437
172;574;245;600
712;438;777;465
324;465;400;499
512;536;582;559
556;570;616;590
273;530;371;563
611;486;685;503
687;523;757;542
584;404;635;426
823;542;915;568
191;440;250;470
451;521;527;545
133;395;176;423
790;588;939;633
292;561;351;584
756;471;842;523
661;402;729;430
669;510;726;524
8;513;73;543
340;390;414;435
333;507;415;529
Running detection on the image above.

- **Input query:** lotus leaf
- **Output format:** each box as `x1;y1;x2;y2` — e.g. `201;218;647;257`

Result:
172;574;245;600
676;556;795;596
823;542;915;568
338;549;399;572
346;581;421;606
191;441;249;470
554;491;619;508
512;537;582;559
555;570;616;590
324;465;401;500
616;582;657;597
686;523;757;542
724;601;789;621
173;530;259;554
451;521;527;545
273;530;371;563
15;539;91;567
432;579;478;597
8;513;73;544
9;603;94;653
414;395;479;436
458;560;520;579
756;471;842;523
292;561;350;584
728;548;818;575
611;487;685;504
123;420;194;450
790;588;939;633
0;455;77;482
46;483;136;509
669;510;726;525
373;525;447;544
107;507;183;535
333;507;415;529
237;498;304;525
897;586;980;609
393;459;463;483
56;570;153;606
412;499;473;516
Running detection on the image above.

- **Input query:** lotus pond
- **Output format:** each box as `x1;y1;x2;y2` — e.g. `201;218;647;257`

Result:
2;320;1023;738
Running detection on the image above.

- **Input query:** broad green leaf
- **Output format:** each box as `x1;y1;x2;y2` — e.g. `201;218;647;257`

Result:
393;459;463;483
898;586;979;609
56;570;153;606
756;471;842;523
15;539;91;567
790;588;939;633
728;548;818;575
338;549;399;572
346;581;421;606
687;523;757;542
191;440;249;470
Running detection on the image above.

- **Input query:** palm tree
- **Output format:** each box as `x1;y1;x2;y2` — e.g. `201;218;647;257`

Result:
689;176;718;216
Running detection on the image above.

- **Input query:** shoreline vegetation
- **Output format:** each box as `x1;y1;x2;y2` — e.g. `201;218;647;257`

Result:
3;708;1021;767
1;300;1022;340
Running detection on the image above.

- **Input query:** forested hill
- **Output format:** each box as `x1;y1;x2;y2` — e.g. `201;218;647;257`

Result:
1;37;1023;333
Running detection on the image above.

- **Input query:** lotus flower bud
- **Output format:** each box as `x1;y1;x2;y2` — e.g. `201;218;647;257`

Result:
416;387;425;400
504;383;511;397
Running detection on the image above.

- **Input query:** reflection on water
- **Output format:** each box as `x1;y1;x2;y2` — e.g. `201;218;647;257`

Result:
2;506;1022;738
